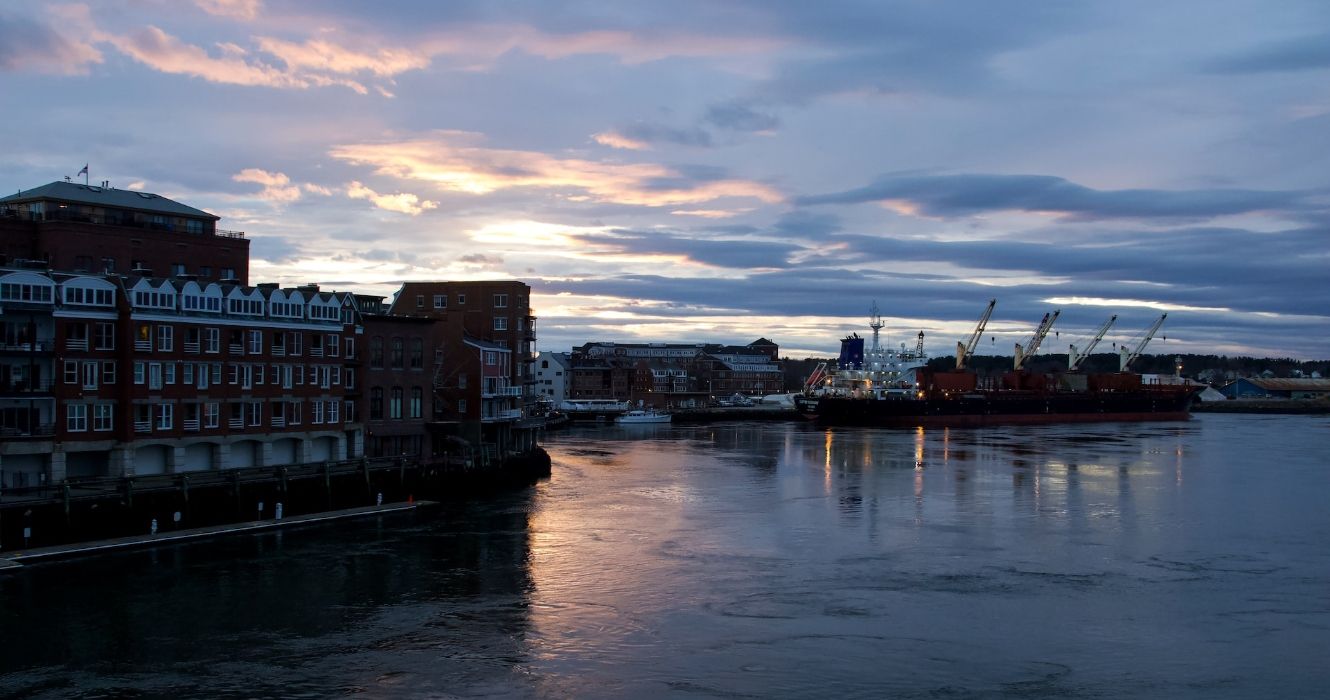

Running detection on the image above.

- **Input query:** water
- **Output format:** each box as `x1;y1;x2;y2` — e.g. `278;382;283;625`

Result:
3;414;1328;698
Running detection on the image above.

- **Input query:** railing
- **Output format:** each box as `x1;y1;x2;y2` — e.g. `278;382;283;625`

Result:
228;343;244;355
134;339;151;351
65;338;88;351
228;418;244;429
0;423;55;438
29;208;245;238
271;416;286;428
482;408;524;422
309;346;324;357
0;340;53;352
271;347;285;357
183;419;200;432
184;341;200;354
134;420;152;433
0;379;55;394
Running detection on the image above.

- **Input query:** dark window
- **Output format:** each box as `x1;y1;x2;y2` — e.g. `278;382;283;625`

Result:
370;336;384;368
409;338;423;369
370;387;383;420
391;338;404;369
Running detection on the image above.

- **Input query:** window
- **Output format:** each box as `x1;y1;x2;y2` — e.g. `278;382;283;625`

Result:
326;333;339;357
248;401;262;427
183;363;195;386
485;351;498;365
289;331;303;355
81;361;98;389
94;322;115;349
370;337;384;368
157;325;173;351
172;262;186;276
205;327;219;353
211;363;221;385
416;294;425;309
157;403;173;430
205;402;219;428
390;387;403;419
102;361;116;385
311;400;324;424
134;361;145;385
67;404;87;432
327;400;339;424
410;387;422;418
458;399;467;414
248;329;262;354
433;294;447;309
102;258;115;273
221;267;235;280
493;316;508;331
63;360;78;384
391;338;404;369
370;388;383;420
494;293;507;308
148;362;163;390
165;363;176;385
457;293;466;305
93;404;113;432
458;373;467;389
410;338;423;369
289;400;301;425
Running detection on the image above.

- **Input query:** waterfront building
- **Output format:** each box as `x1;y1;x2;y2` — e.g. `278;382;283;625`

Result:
566;340;784;406
532;352;572;405
1;181;251;284
0;180;542;494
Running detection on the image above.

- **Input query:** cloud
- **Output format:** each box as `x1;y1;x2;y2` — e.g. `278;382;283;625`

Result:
459;253;503;265
577;228;802;269
1207;33;1330;74
0;12;101;74
346;181;438;215
194;0;262;21
329;131;783;207
232;168;301;203
704;101;780;132
593;131;650;150
798;173;1310;221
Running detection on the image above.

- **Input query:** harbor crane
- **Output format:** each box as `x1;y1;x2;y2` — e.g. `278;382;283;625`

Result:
1120;313;1168;372
1068;315;1117;371
956;299;997;370
1013;309;1060;370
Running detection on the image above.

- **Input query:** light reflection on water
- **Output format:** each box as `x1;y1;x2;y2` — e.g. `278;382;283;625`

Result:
2;414;1329;698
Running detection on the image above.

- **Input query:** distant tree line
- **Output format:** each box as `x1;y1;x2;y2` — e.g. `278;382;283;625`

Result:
780;354;1329;391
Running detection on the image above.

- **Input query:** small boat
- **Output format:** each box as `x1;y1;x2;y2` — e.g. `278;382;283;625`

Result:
615;409;672;424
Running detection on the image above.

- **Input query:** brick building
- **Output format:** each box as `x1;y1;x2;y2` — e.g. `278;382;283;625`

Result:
566;340;784;407
1;181;251;284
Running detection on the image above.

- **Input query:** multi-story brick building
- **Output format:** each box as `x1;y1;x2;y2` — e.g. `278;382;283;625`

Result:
1;181;251;284
566;339;784;407
0;268;363;487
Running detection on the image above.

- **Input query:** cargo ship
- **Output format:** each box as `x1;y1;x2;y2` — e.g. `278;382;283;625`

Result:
805;301;1193;427
795;302;928;414
813;368;1193;427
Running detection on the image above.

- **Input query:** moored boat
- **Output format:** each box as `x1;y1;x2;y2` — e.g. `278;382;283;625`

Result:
615;409;672;424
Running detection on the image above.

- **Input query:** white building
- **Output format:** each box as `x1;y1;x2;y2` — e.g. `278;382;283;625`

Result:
532;352;571;404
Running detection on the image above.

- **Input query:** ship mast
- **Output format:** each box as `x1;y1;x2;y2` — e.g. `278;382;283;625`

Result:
869;301;884;353
956;299;997;370
1013;309;1060;370
1120;313;1167;372
1068;315;1116;371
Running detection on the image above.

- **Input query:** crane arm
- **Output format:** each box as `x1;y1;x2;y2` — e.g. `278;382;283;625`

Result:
1068;314;1117;371
1013;310;1060;370
957;299;996;370
1119;313;1167;372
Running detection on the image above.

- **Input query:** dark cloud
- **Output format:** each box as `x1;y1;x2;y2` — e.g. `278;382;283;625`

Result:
618;122;713;148
798;173;1311;220
1207;33;1330;74
0;14;95;73
580;229;802;269
459;253;503;265
704;101;780;132
774;210;841;237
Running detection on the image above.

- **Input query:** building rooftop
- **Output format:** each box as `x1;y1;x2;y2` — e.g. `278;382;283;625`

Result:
2;181;219;220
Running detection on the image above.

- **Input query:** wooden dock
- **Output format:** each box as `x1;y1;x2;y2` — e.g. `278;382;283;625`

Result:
0;500;436;569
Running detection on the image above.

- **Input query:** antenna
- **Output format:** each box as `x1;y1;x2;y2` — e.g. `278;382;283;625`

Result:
869;300;884;353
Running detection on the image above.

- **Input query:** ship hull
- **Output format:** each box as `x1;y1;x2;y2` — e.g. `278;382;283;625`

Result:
815;390;1191;428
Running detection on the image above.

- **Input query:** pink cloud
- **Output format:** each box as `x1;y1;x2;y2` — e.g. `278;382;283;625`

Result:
232;168;302;203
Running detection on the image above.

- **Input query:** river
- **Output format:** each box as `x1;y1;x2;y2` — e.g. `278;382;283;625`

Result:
3;414;1328;698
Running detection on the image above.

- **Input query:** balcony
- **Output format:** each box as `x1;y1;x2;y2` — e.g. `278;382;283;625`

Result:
0;340;53;353
272;416;286;428
65;338;89;351
28;207;245;239
228;343;244;355
482;386;524;398
0;423;55;439
271;346;285;357
184;341;200;354
183;419;200;432
0;379;54;395
135;339;151;352
482;408;524;422
134;420;152;433
309;346;324;357
228;418;244;429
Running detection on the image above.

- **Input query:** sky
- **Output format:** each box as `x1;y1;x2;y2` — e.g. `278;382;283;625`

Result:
2;0;1328;360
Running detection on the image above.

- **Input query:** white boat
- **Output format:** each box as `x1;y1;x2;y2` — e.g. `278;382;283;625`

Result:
799;301;930;412
615;409;672;424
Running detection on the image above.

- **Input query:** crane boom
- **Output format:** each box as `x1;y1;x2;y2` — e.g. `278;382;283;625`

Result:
1119;313;1167;372
1068;314;1117;371
1013;309;1060;370
956;299;996;370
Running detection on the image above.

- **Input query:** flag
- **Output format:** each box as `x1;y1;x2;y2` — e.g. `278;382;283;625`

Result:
77;164;88;176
